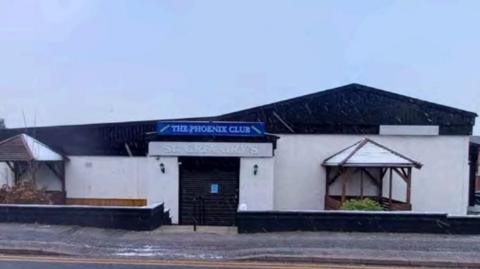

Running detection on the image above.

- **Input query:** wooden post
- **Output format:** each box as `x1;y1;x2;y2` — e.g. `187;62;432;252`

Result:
379;168;385;199
406;167;412;204
389;168;393;207
325;167;330;209
31;161;36;187
325;167;330;196
60;162;64;192
5;162;14;173
61;162;66;193
360;170;364;199
341;168;349;203
13;163;18;186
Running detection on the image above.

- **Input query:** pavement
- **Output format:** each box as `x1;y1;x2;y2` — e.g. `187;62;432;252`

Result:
0;255;435;269
0;223;480;267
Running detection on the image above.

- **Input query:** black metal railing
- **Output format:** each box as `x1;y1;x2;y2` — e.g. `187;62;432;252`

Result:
192;196;205;231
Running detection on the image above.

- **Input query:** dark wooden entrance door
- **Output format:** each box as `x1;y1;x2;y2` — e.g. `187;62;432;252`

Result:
179;157;240;226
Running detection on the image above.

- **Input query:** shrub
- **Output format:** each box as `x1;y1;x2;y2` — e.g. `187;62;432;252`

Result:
0;182;51;204
340;198;383;211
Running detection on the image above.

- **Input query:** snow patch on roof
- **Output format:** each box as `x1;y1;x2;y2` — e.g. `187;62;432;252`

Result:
0;133;63;161
323;138;422;168
22;134;63;161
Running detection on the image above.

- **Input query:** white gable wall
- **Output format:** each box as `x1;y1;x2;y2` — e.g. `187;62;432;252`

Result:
273;134;470;215
65;157;149;199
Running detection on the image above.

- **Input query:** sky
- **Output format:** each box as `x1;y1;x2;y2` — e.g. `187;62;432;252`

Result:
0;0;479;133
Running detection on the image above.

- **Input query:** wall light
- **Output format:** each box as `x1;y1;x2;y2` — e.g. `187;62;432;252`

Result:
253;164;259;175
160;163;166;173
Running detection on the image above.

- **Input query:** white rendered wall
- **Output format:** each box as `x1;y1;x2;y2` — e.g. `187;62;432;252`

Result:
34;165;62;191
0;163;13;187
273;135;470;215
65;156;180;223
65;157;148;199
0;163;61;191
239;157;274;211
146;156;179;224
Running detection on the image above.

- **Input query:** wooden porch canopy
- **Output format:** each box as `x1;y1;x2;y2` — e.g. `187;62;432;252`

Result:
0;134;66;192
322;138;422;211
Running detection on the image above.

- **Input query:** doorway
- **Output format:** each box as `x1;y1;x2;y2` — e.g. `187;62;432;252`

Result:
179;157;240;226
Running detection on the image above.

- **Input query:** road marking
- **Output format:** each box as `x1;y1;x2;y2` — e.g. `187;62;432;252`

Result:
0;255;421;269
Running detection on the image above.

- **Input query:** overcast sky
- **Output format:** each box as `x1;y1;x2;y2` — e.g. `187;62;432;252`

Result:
1;0;479;133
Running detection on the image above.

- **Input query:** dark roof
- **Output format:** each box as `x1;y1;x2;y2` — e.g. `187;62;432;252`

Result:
0;120;158;157
214;83;477;135
0;83;476;156
0;117;210;157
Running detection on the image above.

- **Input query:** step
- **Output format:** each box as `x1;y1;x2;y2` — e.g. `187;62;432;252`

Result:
154;225;238;234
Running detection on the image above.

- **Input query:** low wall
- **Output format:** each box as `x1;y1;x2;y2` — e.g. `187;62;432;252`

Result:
236;211;480;234
0;203;170;231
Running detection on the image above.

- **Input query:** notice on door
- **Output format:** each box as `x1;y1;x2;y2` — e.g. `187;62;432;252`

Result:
210;183;219;194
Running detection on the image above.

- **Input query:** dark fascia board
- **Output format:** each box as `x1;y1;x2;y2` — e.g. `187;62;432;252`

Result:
147;134;279;142
219;83;477;120
471;136;480;146
2;116;214;131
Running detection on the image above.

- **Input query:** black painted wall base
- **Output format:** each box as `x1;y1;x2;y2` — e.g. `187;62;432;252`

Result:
0;203;170;231
237;211;480;234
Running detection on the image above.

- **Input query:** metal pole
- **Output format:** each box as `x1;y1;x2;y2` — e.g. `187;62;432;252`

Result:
389;168;393;207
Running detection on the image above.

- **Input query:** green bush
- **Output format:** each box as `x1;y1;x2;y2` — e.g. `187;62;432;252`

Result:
340;198;383;211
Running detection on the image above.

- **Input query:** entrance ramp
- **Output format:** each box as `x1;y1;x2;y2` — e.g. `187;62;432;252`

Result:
154;225;237;235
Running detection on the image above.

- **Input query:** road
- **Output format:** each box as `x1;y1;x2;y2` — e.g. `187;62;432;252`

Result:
0;255;424;269
0;223;478;266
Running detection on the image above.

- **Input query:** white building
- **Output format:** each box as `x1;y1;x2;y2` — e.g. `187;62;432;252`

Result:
0;84;476;225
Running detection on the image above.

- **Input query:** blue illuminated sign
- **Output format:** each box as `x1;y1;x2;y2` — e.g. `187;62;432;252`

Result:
156;121;265;137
